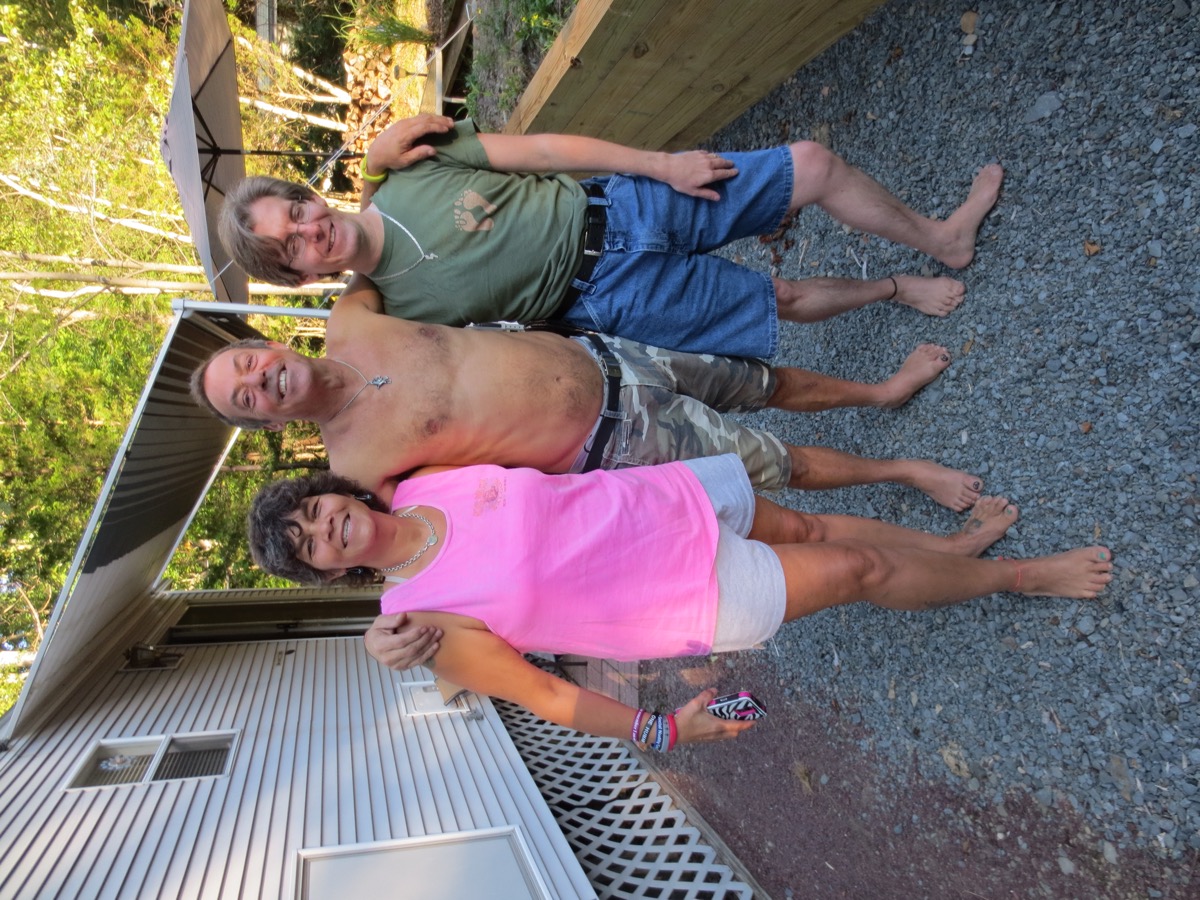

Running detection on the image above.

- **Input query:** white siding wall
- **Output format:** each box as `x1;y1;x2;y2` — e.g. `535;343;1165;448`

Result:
0;639;593;900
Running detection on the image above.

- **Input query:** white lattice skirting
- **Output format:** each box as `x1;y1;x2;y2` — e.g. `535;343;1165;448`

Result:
495;699;755;900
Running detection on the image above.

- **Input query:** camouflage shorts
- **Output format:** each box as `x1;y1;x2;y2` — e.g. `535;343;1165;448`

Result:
574;334;792;491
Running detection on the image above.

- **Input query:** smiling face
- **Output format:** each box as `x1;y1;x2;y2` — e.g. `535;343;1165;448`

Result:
248;195;369;282
201;340;318;428
285;492;383;578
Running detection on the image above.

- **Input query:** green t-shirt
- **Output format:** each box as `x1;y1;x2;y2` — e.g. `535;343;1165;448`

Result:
367;121;588;325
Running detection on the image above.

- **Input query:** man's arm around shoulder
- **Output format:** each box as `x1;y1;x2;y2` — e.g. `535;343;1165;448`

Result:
360;114;456;208
328;273;385;335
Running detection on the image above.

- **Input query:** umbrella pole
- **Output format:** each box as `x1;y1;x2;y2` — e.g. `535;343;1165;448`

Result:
204;148;360;159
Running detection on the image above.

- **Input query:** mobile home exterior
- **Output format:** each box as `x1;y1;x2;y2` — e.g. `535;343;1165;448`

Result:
0;308;594;899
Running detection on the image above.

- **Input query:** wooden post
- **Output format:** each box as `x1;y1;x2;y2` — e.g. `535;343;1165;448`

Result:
504;0;887;150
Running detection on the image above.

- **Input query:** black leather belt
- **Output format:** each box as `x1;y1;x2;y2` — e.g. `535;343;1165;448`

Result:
553;183;607;319
579;332;622;473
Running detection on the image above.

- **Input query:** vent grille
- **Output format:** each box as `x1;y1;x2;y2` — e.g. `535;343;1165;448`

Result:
153;746;229;781
70;733;235;789
77;753;154;787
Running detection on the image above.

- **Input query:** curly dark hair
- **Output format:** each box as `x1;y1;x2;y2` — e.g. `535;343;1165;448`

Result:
248;471;389;587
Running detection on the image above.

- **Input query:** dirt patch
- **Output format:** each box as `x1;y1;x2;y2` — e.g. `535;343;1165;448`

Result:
639;652;1189;899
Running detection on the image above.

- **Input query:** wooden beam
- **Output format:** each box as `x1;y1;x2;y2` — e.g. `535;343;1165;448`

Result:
665;0;887;149
504;0;887;150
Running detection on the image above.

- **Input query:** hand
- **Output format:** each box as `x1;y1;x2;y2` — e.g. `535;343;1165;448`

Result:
661;150;738;201
365;114;456;175
674;687;757;745
364;612;442;671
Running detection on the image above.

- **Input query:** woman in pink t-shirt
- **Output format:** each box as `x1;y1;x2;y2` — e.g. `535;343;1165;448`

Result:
248;455;1112;752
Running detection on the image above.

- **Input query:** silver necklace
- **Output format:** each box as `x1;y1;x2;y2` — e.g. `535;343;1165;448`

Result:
380;507;439;572
329;358;390;421
373;209;438;281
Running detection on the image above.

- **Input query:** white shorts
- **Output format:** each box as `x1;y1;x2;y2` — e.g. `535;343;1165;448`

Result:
680;455;788;652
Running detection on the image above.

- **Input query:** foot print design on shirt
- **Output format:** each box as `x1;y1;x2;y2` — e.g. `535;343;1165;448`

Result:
454;189;497;232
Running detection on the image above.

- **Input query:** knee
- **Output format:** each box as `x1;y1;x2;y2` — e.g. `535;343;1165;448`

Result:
792;513;826;544
844;542;895;592
772;276;804;314
786;445;810;487
789;141;838;182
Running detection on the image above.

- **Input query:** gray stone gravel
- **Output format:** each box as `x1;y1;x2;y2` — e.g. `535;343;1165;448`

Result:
705;0;1198;869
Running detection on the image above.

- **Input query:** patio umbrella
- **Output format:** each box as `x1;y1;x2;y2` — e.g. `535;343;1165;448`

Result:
160;0;248;303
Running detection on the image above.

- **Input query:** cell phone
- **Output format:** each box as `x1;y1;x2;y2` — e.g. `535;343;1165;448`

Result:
706;691;767;720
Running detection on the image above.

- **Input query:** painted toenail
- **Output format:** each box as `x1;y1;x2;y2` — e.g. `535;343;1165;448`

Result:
972;480;981;490
940;354;949;362
1099;551;1108;561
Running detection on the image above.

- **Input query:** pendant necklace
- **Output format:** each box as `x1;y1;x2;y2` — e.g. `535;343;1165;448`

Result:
380;507;439;572
329;358;390;421
373;209;438;281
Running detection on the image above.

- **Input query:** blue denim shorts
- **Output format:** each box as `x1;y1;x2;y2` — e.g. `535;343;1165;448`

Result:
561;145;793;360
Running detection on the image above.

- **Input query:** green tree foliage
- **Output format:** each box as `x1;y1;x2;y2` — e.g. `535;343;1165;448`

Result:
166;422;329;591
0;2;183;630
0;1;350;659
465;0;574;130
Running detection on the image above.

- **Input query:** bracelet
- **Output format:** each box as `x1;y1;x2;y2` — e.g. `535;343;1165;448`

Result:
884;275;898;301
638;711;656;745
653;713;666;752
360;155;387;184
631;708;645;743
666;713;678;751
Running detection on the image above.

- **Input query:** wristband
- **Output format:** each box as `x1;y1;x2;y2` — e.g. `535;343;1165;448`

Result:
655;714;669;752
360;156;387;184
638;711;656;745
631;709;645;743
666;713;678;751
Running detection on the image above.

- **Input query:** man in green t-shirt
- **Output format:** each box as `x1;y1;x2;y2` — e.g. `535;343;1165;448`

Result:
220;115;1002;361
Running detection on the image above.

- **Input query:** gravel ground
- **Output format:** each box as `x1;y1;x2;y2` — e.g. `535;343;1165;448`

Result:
641;0;1198;896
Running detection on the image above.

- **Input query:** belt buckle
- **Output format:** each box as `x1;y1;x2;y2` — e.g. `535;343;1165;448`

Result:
583;206;605;257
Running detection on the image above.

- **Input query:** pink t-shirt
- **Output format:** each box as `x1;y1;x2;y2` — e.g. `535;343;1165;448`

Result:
381;463;720;660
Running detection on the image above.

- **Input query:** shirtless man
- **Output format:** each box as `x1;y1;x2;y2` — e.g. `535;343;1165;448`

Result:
219;114;1004;360
192;285;983;507
194;285;993;673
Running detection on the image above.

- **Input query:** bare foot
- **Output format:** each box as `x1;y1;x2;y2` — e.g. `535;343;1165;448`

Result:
1011;546;1114;599
948;496;1018;556
937;164;1004;269
876;344;952;409
902;462;983;512
892;275;966;316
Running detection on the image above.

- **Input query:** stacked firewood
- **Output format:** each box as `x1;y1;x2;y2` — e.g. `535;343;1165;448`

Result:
343;46;395;192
